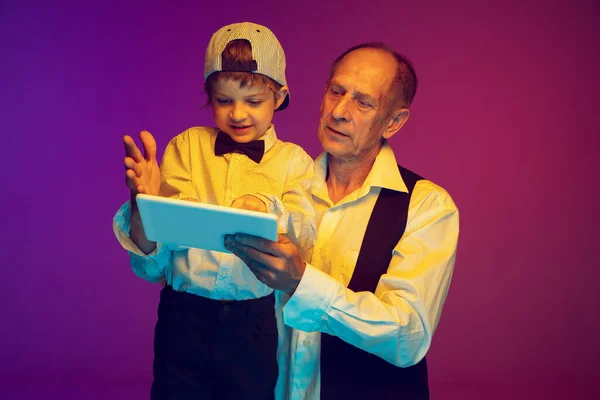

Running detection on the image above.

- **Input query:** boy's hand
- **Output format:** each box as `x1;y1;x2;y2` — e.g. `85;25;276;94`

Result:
231;195;267;213
123;130;160;201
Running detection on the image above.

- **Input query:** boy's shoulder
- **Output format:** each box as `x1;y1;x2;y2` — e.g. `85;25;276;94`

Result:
172;126;218;141
271;137;313;163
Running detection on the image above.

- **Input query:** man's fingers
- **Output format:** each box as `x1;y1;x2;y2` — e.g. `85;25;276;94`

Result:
225;239;277;269
123;135;144;163
139;130;157;162
230;233;281;256
277;234;292;244
225;242;253;267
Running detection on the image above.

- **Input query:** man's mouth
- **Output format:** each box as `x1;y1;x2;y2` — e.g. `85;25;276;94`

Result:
327;126;348;137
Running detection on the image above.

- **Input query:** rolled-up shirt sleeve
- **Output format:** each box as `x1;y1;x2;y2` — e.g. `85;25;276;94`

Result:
112;200;172;283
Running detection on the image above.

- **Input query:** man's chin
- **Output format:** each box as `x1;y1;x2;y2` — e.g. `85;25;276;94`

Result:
321;140;350;158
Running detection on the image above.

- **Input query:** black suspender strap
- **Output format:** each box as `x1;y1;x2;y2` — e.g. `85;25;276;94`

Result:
347;165;423;292
320;164;430;400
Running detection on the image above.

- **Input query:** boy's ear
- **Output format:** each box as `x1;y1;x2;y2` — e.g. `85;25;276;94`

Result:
274;86;289;109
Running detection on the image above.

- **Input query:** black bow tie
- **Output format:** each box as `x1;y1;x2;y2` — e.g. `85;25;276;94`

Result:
214;131;265;164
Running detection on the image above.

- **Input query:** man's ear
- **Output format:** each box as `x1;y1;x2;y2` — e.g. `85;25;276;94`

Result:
383;109;410;139
274;86;289;109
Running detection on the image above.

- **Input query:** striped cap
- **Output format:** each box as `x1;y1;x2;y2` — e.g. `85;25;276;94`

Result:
204;22;289;110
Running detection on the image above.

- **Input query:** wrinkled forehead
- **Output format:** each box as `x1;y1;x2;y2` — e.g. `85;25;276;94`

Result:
331;49;396;97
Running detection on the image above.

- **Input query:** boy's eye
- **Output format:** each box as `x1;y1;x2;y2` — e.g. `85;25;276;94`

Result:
216;98;231;105
247;100;263;106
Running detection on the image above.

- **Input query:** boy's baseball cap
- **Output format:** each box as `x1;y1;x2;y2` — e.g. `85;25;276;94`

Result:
204;22;289;110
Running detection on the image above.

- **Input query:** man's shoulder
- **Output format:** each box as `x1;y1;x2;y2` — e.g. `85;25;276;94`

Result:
410;177;458;215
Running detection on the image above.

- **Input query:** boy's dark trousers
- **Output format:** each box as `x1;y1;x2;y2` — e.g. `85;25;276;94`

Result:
150;285;278;400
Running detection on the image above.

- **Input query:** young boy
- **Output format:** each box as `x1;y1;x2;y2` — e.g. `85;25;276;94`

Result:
112;22;316;399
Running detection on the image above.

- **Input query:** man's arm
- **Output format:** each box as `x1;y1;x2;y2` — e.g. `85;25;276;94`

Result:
225;186;459;367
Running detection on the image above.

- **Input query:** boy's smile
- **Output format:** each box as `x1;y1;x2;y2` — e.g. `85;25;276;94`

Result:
211;79;278;143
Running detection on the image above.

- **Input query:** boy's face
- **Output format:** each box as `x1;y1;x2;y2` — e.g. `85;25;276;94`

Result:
211;79;286;143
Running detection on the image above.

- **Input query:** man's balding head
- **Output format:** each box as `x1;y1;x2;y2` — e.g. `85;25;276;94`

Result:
328;43;418;113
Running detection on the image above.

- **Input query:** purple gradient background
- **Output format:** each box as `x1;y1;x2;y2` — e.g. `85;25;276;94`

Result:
2;0;599;398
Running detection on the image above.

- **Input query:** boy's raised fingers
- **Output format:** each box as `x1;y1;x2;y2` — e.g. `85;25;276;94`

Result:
139;130;157;162
123;135;144;163
124;157;142;176
125;169;139;191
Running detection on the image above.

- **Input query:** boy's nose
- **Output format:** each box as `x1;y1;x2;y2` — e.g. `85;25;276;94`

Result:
230;104;248;122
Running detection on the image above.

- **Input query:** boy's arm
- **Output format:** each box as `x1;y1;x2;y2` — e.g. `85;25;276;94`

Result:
114;130;196;282
123;131;161;253
254;146;317;261
113;200;172;283
160;132;197;201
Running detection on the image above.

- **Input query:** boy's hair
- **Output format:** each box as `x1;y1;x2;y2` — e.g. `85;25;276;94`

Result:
203;22;289;110
204;39;283;107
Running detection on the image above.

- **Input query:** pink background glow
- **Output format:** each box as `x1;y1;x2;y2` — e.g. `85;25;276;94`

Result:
1;0;598;398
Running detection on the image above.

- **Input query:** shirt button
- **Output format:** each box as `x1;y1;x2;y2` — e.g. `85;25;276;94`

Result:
302;339;311;347
318;248;323;254
223;305;231;314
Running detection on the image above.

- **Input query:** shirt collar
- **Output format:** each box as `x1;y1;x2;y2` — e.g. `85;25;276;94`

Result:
260;124;278;152
363;141;408;193
312;140;408;203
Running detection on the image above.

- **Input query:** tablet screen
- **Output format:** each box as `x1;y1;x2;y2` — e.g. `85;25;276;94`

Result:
135;194;278;253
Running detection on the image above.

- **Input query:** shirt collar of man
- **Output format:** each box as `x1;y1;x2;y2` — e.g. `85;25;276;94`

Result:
312;140;409;205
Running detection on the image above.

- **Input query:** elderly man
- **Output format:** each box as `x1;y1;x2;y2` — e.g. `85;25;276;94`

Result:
225;42;459;400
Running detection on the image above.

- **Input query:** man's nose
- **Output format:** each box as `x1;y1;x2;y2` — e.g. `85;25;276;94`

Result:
331;96;351;121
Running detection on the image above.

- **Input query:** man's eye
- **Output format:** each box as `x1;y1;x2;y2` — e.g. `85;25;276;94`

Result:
330;88;342;96
357;99;371;108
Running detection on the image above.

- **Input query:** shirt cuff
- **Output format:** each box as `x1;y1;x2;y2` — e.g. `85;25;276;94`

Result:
112;200;167;259
282;263;339;332
252;193;287;233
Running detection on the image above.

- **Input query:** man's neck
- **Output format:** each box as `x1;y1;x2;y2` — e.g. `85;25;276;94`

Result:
326;147;380;204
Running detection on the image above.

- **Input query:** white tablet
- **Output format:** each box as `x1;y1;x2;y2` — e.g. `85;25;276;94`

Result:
135;194;278;253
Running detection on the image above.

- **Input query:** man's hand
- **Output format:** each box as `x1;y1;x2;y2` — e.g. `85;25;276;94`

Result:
124;130;160;201
230;195;267;213
224;234;306;295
